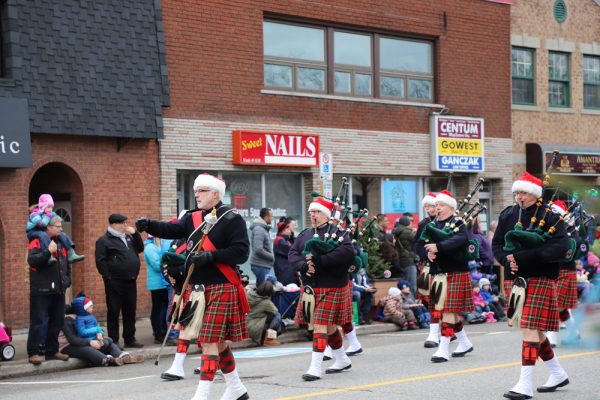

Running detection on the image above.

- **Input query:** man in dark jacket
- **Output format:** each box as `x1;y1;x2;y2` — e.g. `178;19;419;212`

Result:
95;213;144;348
27;216;71;365
250;207;274;286
273;217;298;285
393;215;417;292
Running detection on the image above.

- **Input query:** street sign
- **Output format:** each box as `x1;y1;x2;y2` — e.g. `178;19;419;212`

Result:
319;152;333;180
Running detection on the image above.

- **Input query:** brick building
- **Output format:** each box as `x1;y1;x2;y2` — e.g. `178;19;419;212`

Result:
0;1;169;327
511;0;600;194
160;0;514;277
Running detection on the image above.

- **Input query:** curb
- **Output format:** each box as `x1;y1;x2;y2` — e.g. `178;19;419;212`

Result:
0;323;399;380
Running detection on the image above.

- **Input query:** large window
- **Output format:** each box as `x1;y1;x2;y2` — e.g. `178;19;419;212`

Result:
264;20;434;101
548;52;570;107
511;47;535;104
583;55;600;109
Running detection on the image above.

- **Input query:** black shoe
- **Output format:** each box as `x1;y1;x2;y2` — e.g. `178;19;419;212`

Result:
503;390;532;399
537;378;569;393
125;340;144;348
452;346;473;357
431;356;448;363
322;355;332;361
358;319;366;325
161;372;184;381
302;374;320;381
194;367;201;375
346;348;363;356
424;340;439;348
325;364;352;374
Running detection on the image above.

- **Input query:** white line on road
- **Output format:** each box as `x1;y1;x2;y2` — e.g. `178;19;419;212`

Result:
0;375;155;385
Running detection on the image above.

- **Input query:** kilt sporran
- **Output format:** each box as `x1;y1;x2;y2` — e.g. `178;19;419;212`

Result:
431;273;448;311
177;284;206;341
417;265;431;297
507;277;527;327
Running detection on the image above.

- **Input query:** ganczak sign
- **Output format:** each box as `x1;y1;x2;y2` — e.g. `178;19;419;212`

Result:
430;115;484;172
232;130;319;167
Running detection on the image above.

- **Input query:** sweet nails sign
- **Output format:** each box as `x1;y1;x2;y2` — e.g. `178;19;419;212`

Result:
232;130;319;167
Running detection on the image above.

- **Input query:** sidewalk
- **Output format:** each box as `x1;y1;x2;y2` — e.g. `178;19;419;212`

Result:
0;319;398;380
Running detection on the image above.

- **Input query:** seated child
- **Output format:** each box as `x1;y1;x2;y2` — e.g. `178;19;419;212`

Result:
246;280;284;346
576;258;592;300
398;280;430;328
26;194;84;264
72;294;105;341
381;287;416;330
472;283;492;317
479;278;506;321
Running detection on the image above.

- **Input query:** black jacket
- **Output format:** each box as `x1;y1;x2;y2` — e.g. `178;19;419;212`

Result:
416;216;469;274
146;203;250;286
393;224;416;268
28;237;72;295
273;234;298;285
95;231;144;280
492;203;569;280
288;223;355;288
413;216;433;263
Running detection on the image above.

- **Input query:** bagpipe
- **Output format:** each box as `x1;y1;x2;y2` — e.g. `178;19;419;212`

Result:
563;201;594;261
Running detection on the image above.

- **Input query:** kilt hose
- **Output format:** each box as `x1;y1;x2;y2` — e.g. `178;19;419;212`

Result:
295;283;353;326
197;283;248;343
556;269;578;310
520;277;559;332
442;271;474;314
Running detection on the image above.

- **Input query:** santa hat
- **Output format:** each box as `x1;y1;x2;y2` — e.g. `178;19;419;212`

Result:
193;173;226;198
551;200;568;216
435;189;457;209
422;192;437;207
308;197;334;218
512;171;542;198
333;209;342;220
83;297;93;311
38;194;54;211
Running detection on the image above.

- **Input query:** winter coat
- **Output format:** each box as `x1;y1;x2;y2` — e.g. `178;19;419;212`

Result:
473;232;494;268
95;230;144;280
72;296;104;340
273;234;297;285
417;216;470;274
59;314;91;352
351;270;372;293
250;218;274;268
400;291;417;310
144;239;172;291
480;288;495;303
472;290;487;307
26;208;57;232
246;289;278;344
393;224;416;268
27;236;71;295
381;295;403;319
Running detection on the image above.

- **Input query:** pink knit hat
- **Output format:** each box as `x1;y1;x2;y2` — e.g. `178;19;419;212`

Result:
587;252;600;267
38;194;54;211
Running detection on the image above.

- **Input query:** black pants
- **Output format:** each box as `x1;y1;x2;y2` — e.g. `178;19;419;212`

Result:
104;278;137;343
63;337;122;366
150;288;169;339
27;293;66;356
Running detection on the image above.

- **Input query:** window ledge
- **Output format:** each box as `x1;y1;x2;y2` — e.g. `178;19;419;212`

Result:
261;89;445;109
582;109;600;115
547;107;575;114
0;79;16;87
512;104;541;112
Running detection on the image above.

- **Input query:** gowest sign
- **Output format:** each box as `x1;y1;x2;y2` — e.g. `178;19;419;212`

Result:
0;98;32;168
232;130;319;167
430;115;484;173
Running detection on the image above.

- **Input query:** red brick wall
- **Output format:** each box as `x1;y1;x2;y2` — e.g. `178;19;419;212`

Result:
162;0;511;138
0;134;160;328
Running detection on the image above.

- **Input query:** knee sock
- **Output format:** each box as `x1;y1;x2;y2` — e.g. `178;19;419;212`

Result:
313;333;327;352
430;313;440;324
341;322;353;335
440;322;456;338
327;329;343;350
538;338;555;361
522;341;539;366
199;354;219;381
454;321;463;333
177;339;190;353
219;346;235;374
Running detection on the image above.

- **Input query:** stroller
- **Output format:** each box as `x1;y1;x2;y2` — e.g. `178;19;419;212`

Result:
0;322;15;361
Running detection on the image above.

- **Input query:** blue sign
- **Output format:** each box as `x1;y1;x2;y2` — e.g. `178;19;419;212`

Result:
437;156;483;171
382;180;418;213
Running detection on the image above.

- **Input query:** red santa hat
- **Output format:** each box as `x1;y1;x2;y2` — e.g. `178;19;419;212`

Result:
193;173;226;198
551;200;568;216
83;297;93;311
512;171;542;198
308;197;334;218
435;189;457;209
421;192;437;207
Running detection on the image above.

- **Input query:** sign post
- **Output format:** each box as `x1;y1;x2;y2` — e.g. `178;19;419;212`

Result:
319;152;333;199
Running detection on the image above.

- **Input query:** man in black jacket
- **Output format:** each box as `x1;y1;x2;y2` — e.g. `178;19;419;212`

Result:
27;216;71;365
95;213;144;348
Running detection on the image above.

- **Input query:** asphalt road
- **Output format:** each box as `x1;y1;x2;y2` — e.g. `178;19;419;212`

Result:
1;316;599;400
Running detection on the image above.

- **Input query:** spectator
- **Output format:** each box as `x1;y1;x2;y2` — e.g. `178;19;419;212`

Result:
72;294;104;341
250;207;274;286
273;217;298;285
246;280;284;346
471;217;495;276
381;287;416;330
393;215;417;292
26;194;84;264
479;278;506;321
26;215;71;365
472;283;492;316
144;235;172;344
577;258;593;299
58;304;144;367
95;214;145;348
351;268;376;325
398;280;430;328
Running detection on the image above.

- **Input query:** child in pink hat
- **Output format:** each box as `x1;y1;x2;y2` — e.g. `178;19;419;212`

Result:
26;194;84;264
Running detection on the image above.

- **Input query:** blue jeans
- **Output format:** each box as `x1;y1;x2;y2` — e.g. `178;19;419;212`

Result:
401;265;418;294
352;290;373;321
27;293;66;356
27;230;74;250
251;265;270;287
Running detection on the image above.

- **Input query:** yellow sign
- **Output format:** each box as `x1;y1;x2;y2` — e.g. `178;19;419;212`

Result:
438;138;482;156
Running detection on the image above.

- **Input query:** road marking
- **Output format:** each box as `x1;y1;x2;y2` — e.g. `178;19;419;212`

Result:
274;350;600;400
191;347;313;359
0;375;155;385
486;331;510;335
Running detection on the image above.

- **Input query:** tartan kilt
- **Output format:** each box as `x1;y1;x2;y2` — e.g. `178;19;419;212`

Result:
503;278;514;312
442;271;474;313
520;277;559;332
197;283;249;343
556;269;578;310
295;283;353;326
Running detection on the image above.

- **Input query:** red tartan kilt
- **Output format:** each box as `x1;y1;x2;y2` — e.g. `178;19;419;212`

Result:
442;271;474;313
295;283;353;326
556;269;578;310
503;278;514;312
520;277;559;332
198;283;248;343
